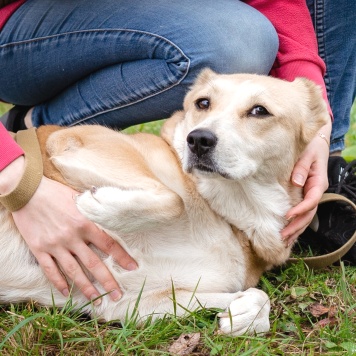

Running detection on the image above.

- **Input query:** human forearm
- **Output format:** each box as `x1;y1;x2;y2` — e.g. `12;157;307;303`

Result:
0;123;24;170
0;123;26;195
0;155;25;194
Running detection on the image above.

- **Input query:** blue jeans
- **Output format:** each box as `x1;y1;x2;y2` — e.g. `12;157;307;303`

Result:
0;0;278;129
307;0;356;153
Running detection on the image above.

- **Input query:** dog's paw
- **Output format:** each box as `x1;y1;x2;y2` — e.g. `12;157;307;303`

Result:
75;186;124;230
217;288;270;336
76;186;156;232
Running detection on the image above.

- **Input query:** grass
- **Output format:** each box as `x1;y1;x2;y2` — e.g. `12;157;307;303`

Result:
1;263;355;355
343;102;356;161
1;101;356;355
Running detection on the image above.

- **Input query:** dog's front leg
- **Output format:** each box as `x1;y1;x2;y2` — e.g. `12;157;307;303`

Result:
130;288;270;336
75;184;184;233
217;288;270;336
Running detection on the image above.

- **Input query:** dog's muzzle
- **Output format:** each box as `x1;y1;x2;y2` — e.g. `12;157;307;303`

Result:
186;129;218;174
187;129;217;157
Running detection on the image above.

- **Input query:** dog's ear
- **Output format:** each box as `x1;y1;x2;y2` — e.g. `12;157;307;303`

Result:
193;68;217;86
292;77;330;145
161;110;185;146
183;68;218;108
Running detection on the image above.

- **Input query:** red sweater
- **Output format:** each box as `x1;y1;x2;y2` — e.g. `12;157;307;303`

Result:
0;124;24;169
0;0;331;171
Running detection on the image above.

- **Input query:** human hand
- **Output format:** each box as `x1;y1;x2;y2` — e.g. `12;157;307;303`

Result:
12;176;138;304
281;124;331;246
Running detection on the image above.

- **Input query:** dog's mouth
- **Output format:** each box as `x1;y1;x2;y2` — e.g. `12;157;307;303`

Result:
191;163;215;173
186;159;232;179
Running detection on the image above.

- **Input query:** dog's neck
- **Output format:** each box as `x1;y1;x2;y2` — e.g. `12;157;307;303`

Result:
195;174;299;265
198;176;290;231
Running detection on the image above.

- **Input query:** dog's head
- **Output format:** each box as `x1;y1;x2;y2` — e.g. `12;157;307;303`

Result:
162;69;329;183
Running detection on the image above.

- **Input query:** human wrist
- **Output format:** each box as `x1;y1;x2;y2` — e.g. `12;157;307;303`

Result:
0;155;25;195
318;121;332;138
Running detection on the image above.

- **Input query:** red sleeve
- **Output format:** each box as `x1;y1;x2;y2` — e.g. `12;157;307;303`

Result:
0;123;24;171
0;0;26;30
244;0;332;117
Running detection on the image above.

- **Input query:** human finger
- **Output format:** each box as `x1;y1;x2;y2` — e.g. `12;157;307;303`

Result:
291;158;310;187
55;251;102;305
89;229;138;271
281;207;317;244
35;253;70;297
74;243;123;301
285;188;321;221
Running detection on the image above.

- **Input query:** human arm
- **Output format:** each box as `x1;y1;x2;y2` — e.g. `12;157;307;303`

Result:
0;122;24;170
0;124;137;303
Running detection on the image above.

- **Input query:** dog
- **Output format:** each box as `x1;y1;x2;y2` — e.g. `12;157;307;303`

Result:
0;69;329;336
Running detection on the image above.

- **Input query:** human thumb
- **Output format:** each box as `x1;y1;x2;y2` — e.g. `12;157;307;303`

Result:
291;160;310;187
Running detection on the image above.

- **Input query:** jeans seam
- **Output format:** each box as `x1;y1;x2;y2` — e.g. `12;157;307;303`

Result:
68;74;188;126
1;28;185;50
313;0;330;100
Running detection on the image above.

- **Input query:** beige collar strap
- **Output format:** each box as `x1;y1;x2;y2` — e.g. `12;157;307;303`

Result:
288;193;356;269
0;128;43;212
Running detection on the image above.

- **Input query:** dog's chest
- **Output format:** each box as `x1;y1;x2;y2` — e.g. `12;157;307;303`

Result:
117;214;246;293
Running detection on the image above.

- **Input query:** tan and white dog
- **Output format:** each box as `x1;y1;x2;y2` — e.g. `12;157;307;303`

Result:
0;69;328;336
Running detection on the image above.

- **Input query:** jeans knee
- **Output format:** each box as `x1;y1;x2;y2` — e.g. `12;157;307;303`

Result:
234;8;279;74
183;3;279;78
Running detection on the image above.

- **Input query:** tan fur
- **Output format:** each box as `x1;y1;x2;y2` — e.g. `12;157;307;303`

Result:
0;70;329;336
37;125;67;185
232;226;269;289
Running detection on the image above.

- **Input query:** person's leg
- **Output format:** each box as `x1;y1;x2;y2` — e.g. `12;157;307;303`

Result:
306;0;356;154
0;0;278;129
298;0;356;265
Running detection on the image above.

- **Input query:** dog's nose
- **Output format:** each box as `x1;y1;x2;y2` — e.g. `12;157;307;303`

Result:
187;129;217;157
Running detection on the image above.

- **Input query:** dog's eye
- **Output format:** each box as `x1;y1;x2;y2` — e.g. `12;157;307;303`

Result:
195;98;210;110
249;105;270;117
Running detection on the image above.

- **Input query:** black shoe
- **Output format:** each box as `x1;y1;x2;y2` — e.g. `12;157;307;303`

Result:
327;156;356;201
0;105;30;132
294;157;356;265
